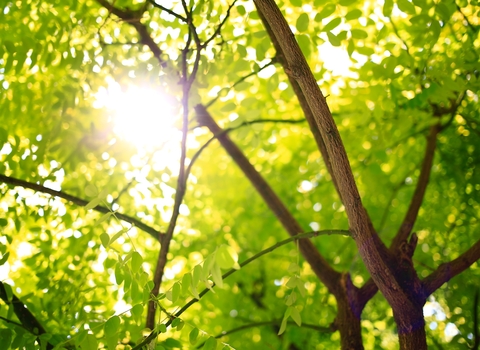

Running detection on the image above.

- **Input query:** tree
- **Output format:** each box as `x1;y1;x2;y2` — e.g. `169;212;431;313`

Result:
0;0;479;349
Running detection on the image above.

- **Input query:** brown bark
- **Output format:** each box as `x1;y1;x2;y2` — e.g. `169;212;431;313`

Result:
252;1;426;348
423;238;480;296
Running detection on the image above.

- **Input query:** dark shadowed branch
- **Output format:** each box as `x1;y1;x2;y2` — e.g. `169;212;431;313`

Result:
0;174;163;241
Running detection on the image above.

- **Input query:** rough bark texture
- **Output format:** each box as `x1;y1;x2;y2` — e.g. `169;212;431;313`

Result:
253;0;427;348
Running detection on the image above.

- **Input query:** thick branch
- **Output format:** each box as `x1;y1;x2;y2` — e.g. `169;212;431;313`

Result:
195;105;342;291
253;0;397;297
422;238;480;296
0;174;162;241
391;123;440;250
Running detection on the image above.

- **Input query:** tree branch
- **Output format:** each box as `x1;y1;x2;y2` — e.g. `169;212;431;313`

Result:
255;7;345;205
132;230;350;350
422;237;480;296
95;0;164;64
390;123;441;250
194;105;343;290
196;320;332;347
147;5;203;328
0;282;53;350
0;174;163;241
146;0;187;22
203;0;238;47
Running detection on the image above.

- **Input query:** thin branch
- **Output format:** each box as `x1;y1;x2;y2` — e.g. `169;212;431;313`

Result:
203;0;238;48
0;315;26;330
0;174;163;241
147;4;203;328
95;0;164;65
205;59;276;108
186;117;305;178
196;320;332;347
390;19;411;55
422;237;480;296
132;229;350;350
147;0;187;22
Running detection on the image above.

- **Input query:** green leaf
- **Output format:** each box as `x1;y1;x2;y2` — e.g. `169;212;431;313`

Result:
290;0;302;6
323;17;342;32
327;32;341;46
0;251;10;266
0;328;13;349
297;34;312;58
351;29;368;39
192;265;202;286
84;197;102;211
164;338;182;348
202;254;215;281
296;13;309;32
84;185;98;197
339;0;357;6
203;336;217;350
211;262;223;288
278;308;291;335
383;0;394;16
189;327;199;345
397;0;416;14
157;324;167;333
291;307;302;326
110;228;128;246
0;218;8;227
215;245;236;269
345;9;362;20
96;212;112;226
100;233;110;248
315;4;336;21
80;334;97;350
182;272;192;295
115;264;124;285
131;304;143;322
131;252;143;273
171;282;181;303
104;316;120;337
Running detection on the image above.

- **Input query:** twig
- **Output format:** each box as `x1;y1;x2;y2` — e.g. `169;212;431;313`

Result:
132;229;350;349
95;0;164;64
0;174;163;241
195;320;332;347
147;0;187;22
203;0;238;47
205;58;276;108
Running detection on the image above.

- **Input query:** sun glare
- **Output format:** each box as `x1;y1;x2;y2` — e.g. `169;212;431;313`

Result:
96;81;180;148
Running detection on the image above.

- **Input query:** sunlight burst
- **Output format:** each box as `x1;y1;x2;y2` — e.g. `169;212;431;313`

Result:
97;82;180;148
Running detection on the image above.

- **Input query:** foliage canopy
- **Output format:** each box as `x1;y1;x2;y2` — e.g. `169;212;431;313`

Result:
0;0;479;349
